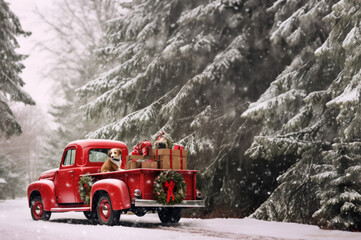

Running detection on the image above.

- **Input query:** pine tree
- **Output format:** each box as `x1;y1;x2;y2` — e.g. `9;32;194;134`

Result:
312;145;361;231
75;0;360;228
0;0;34;138
245;0;361;230
0;153;24;199
0;104;48;198
79;0;279;145
78;0;294;217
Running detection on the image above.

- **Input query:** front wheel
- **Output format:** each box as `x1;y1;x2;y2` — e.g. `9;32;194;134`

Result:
158;207;182;224
83;210;97;223
30;196;51;221
96;195;120;226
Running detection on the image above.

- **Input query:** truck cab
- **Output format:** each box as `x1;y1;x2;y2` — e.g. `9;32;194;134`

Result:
27;139;204;225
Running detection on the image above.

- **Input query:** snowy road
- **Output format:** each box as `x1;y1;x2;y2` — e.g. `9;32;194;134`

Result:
0;199;360;240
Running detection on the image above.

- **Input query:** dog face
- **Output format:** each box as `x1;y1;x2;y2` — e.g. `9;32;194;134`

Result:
108;148;122;160
155;137;169;149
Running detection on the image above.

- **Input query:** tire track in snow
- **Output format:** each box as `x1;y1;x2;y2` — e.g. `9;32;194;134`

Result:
157;225;302;240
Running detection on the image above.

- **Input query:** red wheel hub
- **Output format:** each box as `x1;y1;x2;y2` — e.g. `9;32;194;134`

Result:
99;199;111;222
32;201;44;220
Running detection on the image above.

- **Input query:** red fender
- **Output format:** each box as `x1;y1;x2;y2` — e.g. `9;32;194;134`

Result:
27;180;58;211
91;179;131;211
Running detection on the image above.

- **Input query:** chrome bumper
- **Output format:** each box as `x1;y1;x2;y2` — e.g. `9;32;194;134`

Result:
134;199;205;208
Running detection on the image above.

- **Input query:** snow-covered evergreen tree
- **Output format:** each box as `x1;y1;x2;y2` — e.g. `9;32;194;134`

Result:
0;104;48;198
0;153;23;199
76;0;360;230
245;0;361;230
78;0;294;217
0;0;34;138
312;144;361;231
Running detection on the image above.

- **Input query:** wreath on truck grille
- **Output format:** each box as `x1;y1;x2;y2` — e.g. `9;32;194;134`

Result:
79;175;93;205
153;170;187;205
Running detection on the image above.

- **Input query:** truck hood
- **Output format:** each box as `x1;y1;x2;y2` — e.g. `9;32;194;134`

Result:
38;168;58;181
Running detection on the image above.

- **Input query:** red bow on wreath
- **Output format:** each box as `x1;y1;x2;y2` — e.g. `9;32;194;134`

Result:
165;180;175;203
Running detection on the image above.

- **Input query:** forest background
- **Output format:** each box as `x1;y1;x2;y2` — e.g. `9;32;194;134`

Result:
0;0;360;231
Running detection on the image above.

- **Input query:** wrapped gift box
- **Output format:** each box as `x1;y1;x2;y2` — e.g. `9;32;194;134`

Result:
127;155;143;169
127;155;159;169
149;149;187;170
126;159;140;169
141;160;158;169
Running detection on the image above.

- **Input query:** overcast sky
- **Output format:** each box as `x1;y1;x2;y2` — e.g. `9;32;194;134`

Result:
8;0;56;114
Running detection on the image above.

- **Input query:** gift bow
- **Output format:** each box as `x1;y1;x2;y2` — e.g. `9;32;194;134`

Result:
157;131;166;140
145;158;157;162
165;180;175;203
132;141;152;156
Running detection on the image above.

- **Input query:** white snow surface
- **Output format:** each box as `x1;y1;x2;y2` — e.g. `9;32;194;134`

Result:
1;198;360;240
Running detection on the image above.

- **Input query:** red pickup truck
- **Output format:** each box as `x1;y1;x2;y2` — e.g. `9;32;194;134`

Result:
27;139;204;225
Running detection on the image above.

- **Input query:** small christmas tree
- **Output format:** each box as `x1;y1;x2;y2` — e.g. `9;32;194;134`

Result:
313;145;361;231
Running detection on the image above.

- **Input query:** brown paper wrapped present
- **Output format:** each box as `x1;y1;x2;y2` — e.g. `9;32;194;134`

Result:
141;159;159;169
149;149;187;170
127;155;159;169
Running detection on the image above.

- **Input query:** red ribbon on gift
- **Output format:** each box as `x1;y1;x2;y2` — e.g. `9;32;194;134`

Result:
140;141;152;156
145;158;157;162
180;150;183;169
173;145;184;150
165;180;175;203
170;149;173;169
131;150;139;155
173;145;184;169
132;141;152;156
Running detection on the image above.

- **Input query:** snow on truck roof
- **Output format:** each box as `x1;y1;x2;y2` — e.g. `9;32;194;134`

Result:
66;139;128;149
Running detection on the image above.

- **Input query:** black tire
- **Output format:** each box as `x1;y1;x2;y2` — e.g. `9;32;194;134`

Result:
30;196;51;221
158;207;182;224
96;194;120;226
132;207;147;217
83;210;97;222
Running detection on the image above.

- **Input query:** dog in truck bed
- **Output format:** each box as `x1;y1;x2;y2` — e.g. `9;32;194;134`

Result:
101;148;123;172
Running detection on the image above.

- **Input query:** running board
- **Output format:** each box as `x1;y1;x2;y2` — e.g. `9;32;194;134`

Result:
51;207;90;212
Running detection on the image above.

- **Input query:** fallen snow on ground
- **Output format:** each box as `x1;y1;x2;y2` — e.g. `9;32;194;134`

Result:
0;198;360;240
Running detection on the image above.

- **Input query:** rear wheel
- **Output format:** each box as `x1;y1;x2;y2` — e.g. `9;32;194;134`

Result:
132;207;147;217
158;207;182;224
30;196;51;221
96;195;120;226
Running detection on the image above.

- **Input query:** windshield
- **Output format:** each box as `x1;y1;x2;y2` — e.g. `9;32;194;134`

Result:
89;148;110;163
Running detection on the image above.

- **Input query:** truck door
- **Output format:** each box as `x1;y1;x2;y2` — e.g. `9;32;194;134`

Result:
55;148;77;203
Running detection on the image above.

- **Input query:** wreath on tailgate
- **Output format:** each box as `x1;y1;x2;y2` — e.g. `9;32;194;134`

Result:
79;174;93;205
153;170;186;205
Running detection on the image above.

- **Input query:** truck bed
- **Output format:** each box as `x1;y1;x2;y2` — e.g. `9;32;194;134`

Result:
86;169;198;202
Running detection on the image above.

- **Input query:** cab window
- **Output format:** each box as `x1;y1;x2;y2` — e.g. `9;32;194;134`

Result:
63;149;76;166
89;148;110;163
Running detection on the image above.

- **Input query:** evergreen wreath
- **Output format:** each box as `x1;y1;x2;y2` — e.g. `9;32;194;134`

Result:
153;169;186;205
79;174;93;205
